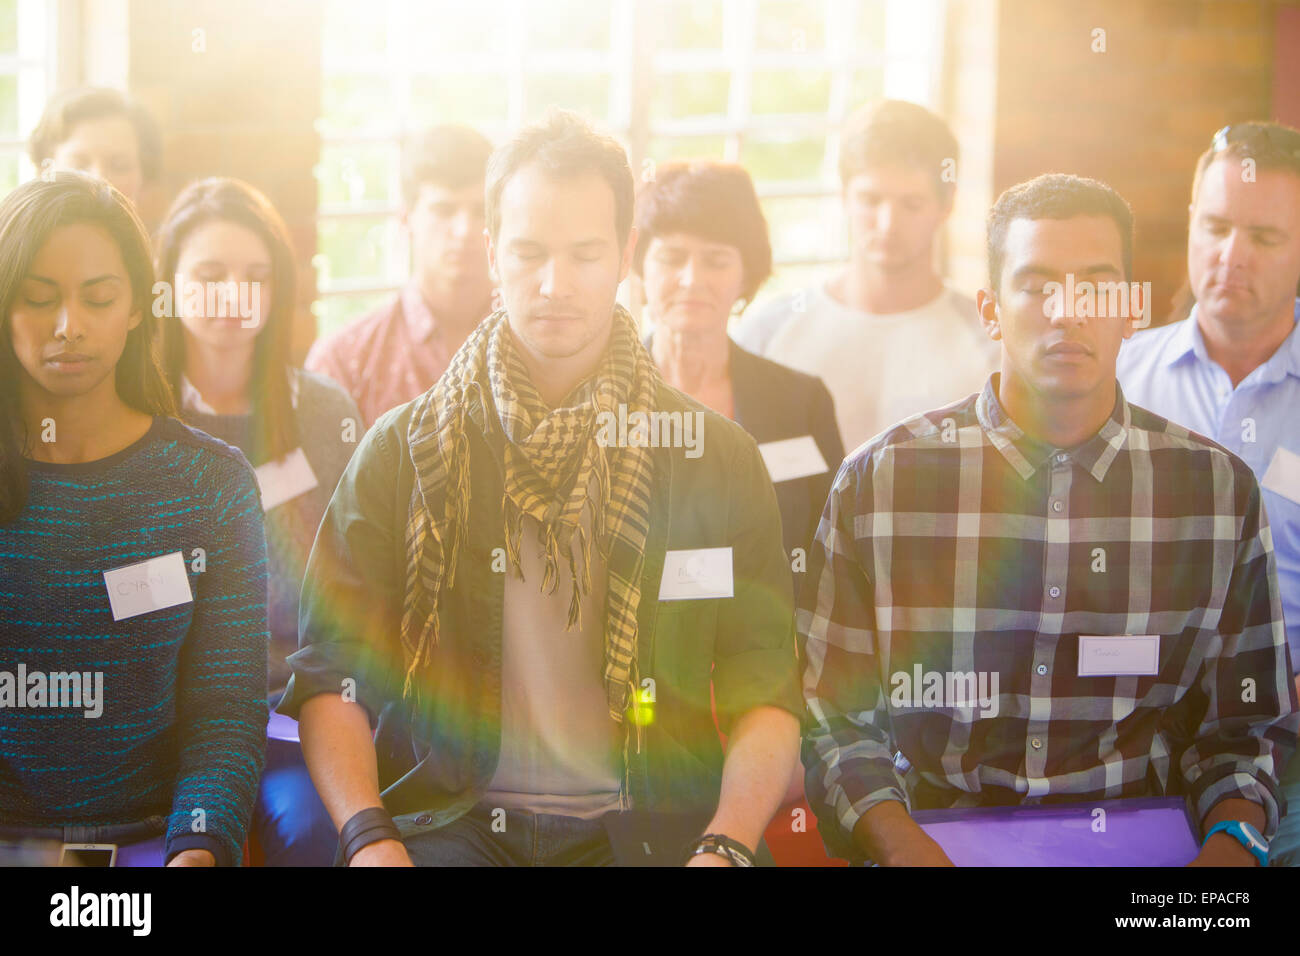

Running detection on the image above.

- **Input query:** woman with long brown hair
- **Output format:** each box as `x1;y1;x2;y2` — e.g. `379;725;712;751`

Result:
0;172;267;867
155;177;360;866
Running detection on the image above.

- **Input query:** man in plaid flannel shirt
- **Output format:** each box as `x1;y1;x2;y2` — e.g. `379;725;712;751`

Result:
799;173;1298;866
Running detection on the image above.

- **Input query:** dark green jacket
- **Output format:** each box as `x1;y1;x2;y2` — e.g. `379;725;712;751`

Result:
279;378;803;830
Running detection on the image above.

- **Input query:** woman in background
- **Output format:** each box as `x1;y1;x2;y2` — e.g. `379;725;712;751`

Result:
157;177;360;866
632;160;844;809
633;160;845;581
0;172;266;866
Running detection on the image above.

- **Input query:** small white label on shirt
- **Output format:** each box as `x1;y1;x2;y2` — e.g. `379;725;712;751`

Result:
255;447;319;511
757;435;830;484
1078;635;1160;676
103;551;194;622
659;547;734;601
1261;446;1300;506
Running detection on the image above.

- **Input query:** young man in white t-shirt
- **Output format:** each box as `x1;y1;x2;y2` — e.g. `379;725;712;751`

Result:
735;100;996;453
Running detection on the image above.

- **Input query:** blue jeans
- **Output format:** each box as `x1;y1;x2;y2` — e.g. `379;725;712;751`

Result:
252;734;338;867
399;803;616;867
1270;747;1300;866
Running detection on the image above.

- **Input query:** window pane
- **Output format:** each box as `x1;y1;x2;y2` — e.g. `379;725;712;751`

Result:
323;0;389;61
317;217;394;285
742;134;824;182
410;2;509;56
647;135;728;164
0;74;16;139
524;74;610;121
652;71;729;119
317;143;396;207
755;0;825;53
0;151;18;196
321;74;394;135
849;68;884;109
527;0;611;51
661;0;724;50
410;73;510;127
858;0;888;49
0;0;17;56
750;70;830;114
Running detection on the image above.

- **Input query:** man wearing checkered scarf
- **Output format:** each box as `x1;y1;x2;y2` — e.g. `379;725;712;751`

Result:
283;110;803;868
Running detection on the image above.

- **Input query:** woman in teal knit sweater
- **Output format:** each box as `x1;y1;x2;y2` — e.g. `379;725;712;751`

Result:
0;172;268;866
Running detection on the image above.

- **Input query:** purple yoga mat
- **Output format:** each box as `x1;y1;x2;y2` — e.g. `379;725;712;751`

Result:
267;710;300;743
115;836;166;867
913;796;1199;866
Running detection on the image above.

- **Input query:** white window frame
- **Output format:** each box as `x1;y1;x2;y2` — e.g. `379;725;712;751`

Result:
0;0;63;183
315;0;946;315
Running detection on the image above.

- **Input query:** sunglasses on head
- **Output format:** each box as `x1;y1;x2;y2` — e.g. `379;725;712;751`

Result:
1210;123;1300;158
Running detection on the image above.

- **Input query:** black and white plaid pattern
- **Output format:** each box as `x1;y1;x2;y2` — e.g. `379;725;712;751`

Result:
402;307;658;721
799;375;1299;853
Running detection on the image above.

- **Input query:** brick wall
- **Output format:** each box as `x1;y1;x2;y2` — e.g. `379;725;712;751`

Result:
946;0;1299;326
126;0;322;360
942;0;1001;298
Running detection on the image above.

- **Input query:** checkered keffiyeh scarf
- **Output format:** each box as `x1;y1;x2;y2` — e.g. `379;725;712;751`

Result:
400;306;659;721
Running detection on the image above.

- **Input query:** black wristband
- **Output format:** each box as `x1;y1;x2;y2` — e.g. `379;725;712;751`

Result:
340;807;401;864
685;833;757;867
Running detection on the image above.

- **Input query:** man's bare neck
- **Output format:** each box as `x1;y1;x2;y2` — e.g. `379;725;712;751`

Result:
999;372;1117;451
831;260;945;315
419;275;495;339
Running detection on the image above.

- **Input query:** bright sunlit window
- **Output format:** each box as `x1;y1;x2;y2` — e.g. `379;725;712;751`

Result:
0;0;59;193
314;0;945;336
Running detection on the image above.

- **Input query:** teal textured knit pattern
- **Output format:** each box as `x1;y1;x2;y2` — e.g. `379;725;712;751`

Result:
0;417;268;865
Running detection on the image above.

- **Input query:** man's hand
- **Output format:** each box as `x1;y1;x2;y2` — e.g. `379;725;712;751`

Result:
349;838;413;867
852;800;955;866
1187;834;1258;867
685;852;734;867
1187;797;1267;868
166;849;215;867
882;833;956;867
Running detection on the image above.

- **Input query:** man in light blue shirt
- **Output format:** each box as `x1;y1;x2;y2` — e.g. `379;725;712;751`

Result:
1117;121;1300;866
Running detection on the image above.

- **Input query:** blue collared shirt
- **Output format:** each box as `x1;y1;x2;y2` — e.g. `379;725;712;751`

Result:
1117;300;1300;658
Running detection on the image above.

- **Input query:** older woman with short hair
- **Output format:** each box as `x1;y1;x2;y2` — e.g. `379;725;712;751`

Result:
633;160;844;578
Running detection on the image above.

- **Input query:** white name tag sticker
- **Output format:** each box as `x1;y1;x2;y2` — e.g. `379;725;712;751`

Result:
757;435;829;484
255;447;319;511
659;547;734;601
103;551;194;622
1261;446;1300;506
1078;635;1160;677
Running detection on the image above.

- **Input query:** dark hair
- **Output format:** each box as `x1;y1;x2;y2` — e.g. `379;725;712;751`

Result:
1191;120;1300;203
0;172;175;523
986;173;1135;289
485;108;634;246
156;178;299;463
631;160;772;309
839;99;959;201
28;87;163;183
401;125;493;209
